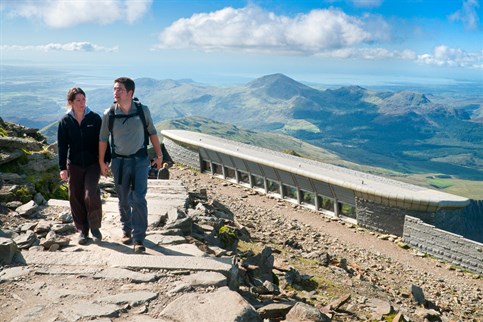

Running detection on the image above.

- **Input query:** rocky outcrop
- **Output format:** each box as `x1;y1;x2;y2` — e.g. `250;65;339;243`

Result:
0;118;64;203
0;136;42;151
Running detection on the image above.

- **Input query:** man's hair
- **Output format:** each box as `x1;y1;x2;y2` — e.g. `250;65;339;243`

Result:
114;77;135;94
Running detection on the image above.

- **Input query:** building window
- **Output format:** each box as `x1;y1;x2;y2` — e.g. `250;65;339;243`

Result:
319;195;334;212
283;184;297;200
252;174;265;189
340;203;356;219
202;160;212;173
225;167;236;180
212;163;223;176
267;180;280;194
301;190;315;206
238;171;250;184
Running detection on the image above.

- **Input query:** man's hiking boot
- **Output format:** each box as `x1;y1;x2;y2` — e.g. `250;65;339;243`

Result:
78;232;89;245
91;228;102;242
121;232;132;245
133;242;146;254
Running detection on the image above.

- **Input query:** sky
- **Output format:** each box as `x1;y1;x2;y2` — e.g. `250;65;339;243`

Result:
0;0;482;86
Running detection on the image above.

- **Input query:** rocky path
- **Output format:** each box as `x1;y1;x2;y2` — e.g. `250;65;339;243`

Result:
1;166;482;322
0;179;242;322
172;166;483;321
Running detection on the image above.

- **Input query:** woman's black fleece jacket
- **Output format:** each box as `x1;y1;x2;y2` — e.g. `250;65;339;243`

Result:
57;110;110;170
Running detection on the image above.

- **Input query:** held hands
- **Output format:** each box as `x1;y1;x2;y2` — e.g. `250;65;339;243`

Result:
100;162;110;177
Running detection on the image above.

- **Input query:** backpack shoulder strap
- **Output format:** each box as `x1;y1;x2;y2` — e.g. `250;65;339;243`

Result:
108;104;116;133
133;98;149;146
107;104;117;157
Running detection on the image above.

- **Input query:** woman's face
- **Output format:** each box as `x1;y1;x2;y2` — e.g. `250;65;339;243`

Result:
71;93;86;109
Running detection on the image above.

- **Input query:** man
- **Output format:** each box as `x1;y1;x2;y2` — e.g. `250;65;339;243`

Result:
99;77;163;253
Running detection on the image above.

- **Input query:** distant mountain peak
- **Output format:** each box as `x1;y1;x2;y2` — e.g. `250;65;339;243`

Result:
385;91;432;107
247;73;315;100
328;85;368;98
248;73;301;87
398;91;431;104
378;90;436;115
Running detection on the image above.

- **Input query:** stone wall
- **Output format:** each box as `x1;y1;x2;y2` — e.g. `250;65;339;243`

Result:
355;198;435;236
404;216;483;275
356;197;483;243
434;200;483;243
163;138;200;170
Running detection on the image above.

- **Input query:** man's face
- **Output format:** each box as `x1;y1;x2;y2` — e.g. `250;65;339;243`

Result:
113;82;129;102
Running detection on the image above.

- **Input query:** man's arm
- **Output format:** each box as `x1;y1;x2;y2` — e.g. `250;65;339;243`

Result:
150;134;163;169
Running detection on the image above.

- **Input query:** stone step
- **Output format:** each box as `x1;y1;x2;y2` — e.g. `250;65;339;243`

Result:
22;250;232;273
47;199;70;207
147;179;185;186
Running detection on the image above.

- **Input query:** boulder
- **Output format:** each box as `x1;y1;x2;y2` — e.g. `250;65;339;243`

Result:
159;286;262;322
0;237;18;265
285;302;331;322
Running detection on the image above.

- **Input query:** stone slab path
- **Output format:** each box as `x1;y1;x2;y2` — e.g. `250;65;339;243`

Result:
0;179;251;322
27;179;232;274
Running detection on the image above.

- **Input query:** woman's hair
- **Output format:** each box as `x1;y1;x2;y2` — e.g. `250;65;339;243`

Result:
66;87;86;108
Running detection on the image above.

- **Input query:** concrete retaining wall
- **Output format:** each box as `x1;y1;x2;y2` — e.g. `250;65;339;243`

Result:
404;216;483;275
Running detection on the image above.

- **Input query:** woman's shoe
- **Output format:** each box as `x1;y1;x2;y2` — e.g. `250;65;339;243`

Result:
91;228;102;242
78;232;89;245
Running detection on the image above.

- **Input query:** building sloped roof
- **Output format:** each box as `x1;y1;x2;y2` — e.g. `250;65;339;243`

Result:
162;129;470;211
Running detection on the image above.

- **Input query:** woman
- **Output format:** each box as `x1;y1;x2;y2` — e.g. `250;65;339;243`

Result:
58;87;106;245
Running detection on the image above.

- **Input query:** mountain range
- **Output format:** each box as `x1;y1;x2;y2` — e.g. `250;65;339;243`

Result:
1;67;481;198
87;73;482;181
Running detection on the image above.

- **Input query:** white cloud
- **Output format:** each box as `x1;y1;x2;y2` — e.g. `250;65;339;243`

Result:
416;45;482;68
449;0;480;30
126;0;152;23
0;42;118;52
1;0;152;28
155;6;391;55
153;5;482;70
315;47;417;60
153;5;483;71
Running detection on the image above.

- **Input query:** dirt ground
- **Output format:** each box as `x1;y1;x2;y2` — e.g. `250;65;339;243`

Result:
172;166;482;321
0;165;481;322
